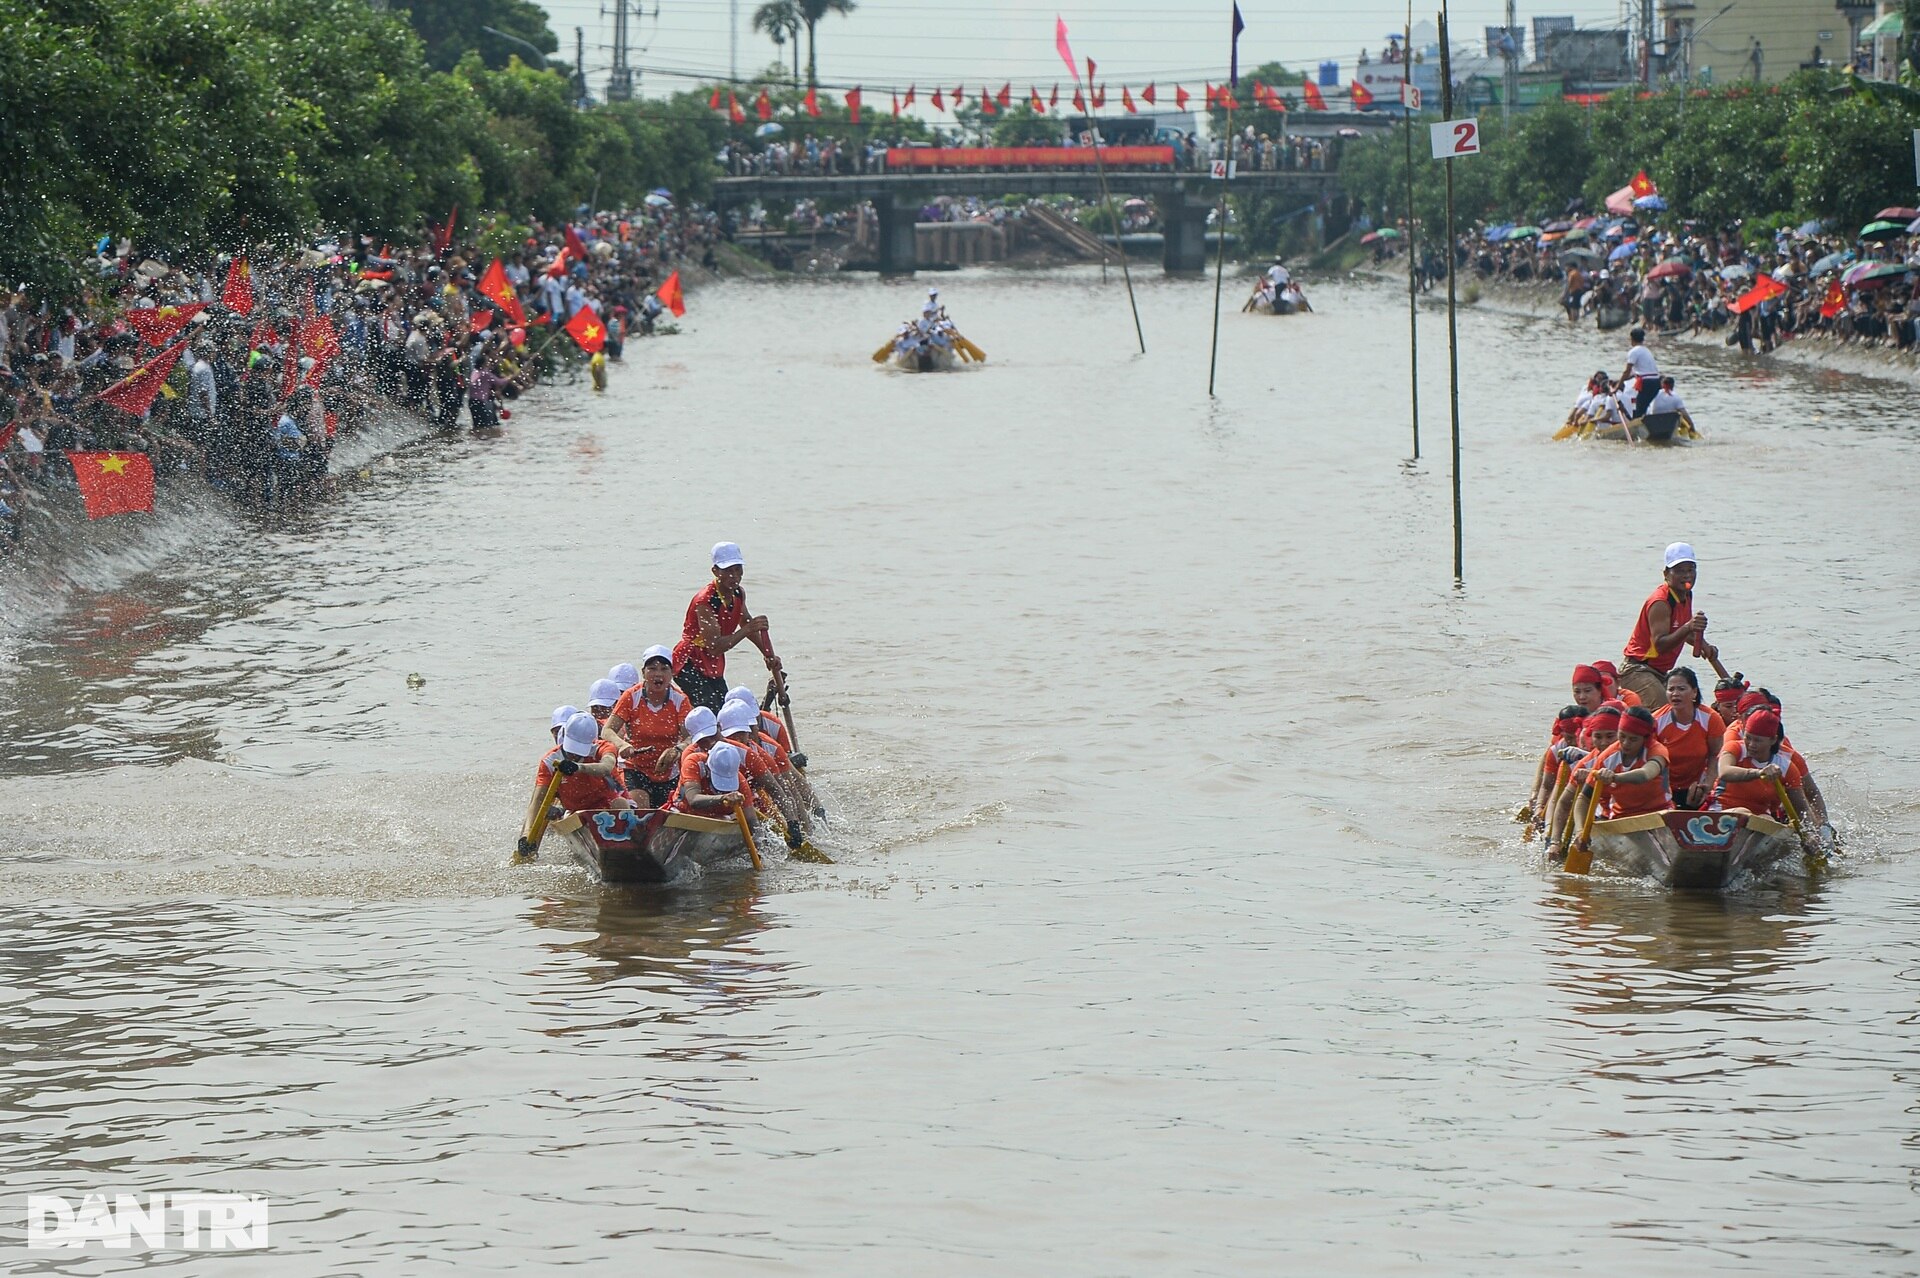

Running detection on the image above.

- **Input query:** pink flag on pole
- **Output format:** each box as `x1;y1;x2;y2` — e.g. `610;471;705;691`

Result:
1055;17;1079;82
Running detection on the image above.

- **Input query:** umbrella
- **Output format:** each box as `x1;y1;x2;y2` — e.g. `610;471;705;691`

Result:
1561;227;1591;243
1795;217;1827;236
651;187;672;197
1875;206;1920;222
1633;194;1668;211
1360;231;1382;244
1908;216;1920;235
754;122;784;136
1483;222;1514;242
1607;239;1639;261
1543;220;1573;233
1646;259;1691;279
1574;217;1597;229
1808;251;1849;276
1561;246;1602;265
1859;219;1906;241
1843;261;1911;287
1718;263;1753;280
1376;227;1402;239
643;193;672;207
1508;225;1541;239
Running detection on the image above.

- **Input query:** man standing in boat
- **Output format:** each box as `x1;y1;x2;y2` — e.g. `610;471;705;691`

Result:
673;542;783;712
1617;327;1661;419
1617;542;1716;708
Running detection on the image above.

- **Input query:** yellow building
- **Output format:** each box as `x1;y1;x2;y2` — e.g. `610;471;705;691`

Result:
1660;0;1865;83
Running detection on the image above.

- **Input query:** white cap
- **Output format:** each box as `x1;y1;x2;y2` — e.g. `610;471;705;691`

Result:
707;742;744;792
1663;542;1698;568
587;678;621;709
641;644;674;667
725;685;759;707
717;701;760;735
561;712;601;757
608;662;640;691
551;704;581;730
712;541;744;569
683;706;719;741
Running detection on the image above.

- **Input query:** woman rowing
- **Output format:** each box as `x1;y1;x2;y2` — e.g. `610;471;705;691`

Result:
1588;707;1674;820
1652;666;1723;808
604;645;691;807
1710;710;1828;852
1543;705;1622;861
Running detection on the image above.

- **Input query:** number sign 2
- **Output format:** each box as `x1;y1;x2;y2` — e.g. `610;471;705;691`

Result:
1429;118;1480;160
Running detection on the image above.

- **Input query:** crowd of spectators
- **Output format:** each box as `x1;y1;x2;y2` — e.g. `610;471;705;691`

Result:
719;126;1338;179
0;202;722;554
1435;206;1920;354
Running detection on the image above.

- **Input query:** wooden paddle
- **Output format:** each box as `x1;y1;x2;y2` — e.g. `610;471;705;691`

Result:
731;798;764;870
515;767;567;861
1552;409;1594;441
953;333;986;362
871;340;895;363
1771;774;1825;872
1563;776;1606;875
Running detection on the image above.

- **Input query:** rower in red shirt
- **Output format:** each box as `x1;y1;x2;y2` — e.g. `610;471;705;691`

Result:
530;712;634;819
672;541;783;712
671;707;723;812
1618;542;1718;706
604;645;691;807
1590;706;1674;820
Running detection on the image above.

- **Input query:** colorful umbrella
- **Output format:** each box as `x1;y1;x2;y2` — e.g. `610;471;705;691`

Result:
1874;206;1920;222
1607;239;1639;261
1859;220;1907;241
1843;261;1911;287
1646;259;1691;279
1508;226;1541;239
1560;227;1591;243
1633;194;1668;212
1808;251;1849;276
1360;230;1383;245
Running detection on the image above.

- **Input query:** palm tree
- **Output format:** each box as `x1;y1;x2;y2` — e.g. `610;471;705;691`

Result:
797;0;856;89
752;0;803;86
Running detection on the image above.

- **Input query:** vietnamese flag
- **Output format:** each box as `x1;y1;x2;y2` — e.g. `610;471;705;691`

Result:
471;310;494;332
222;257;254;315
565;223;590;261
1729;275;1787;313
1072;87;1085;112
931;88;944;111
1206;83;1220;107
756;89;773;121
1630;169;1657;197
565;306;607;353
546;248;571;279
1302;79;1327;110
1050;85;1059;107
1350;80;1374;107
803;86;821;117
1091;84;1106;108
125;303;205;347
658;270;686;317
97;338;187;418
1175;85;1189;109
69;452;155;519
1031;87;1045;112
708;86;723;110
891;91;900;118
981;88;997;115
299;316;341;387
728;92;745;124
479;258;527;325
1121;87;1137;112
433;205;459;255
903;85;916;107
846;87;862;123
1141;82;1156;105
997;83;1012;107
1819;280;1847;318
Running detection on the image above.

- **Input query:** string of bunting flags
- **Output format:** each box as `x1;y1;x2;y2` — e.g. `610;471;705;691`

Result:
703;75;1385;123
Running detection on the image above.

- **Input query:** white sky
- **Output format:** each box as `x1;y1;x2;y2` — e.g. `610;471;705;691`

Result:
534;0;1633;99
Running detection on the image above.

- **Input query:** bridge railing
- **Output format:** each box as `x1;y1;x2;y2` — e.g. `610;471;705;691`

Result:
715;137;1338;180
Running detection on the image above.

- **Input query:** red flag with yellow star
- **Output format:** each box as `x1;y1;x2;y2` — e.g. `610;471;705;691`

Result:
479;258;527;325
657;270;686;318
68;452;156;518
125;303;205;346
565;306;607;353
222;257;254;315
1630;169;1657;197
97;338;188;417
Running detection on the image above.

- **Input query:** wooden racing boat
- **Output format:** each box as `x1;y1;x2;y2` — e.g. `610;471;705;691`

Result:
1584;411;1695;444
1587;809;1800;889
1594;302;1632;331
548;806;759;884
892;345;958;373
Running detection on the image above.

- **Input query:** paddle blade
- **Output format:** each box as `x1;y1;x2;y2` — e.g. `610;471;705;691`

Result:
1553;420;1581;441
1563;841;1593;874
872;342;894;363
791;840;834;864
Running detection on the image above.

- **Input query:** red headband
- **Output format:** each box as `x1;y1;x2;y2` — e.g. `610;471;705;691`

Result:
1735;692;1769;717
1713;684;1742;702
1586;711;1622;734
1617;711;1656;739
1553;715;1581;737
1592;660;1619;679
1571;664;1602;687
1744;710;1782;739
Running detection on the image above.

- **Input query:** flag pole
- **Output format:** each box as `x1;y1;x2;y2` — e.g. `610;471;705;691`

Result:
1404;5;1420;460
1207;102;1232;397
1085;109;1146;355
1439;4;1463;583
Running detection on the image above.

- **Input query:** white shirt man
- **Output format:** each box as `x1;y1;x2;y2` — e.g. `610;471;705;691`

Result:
1647;381;1686;415
188;354;217;423
1266;261;1291;288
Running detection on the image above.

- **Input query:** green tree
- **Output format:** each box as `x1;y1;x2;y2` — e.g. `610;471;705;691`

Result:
752;0;803;87
989;104;1063;146
395;0;558;72
798;0;856;89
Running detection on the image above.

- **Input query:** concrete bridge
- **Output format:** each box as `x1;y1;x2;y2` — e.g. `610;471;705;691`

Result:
710;169;1340;275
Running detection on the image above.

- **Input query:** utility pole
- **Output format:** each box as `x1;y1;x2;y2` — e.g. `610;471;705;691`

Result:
730;0;740;81
575;27;589;105
1641;0;1656;85
608;0;633;101
1503;0;1518;123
